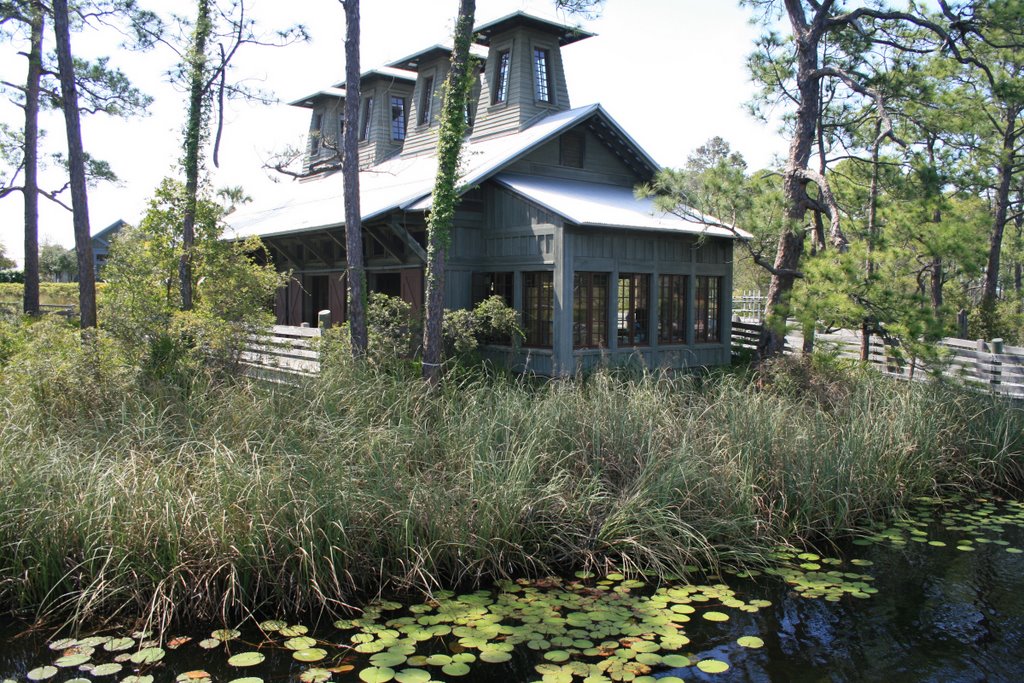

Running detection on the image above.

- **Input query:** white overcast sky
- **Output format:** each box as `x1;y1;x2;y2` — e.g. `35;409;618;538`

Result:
0;0;787;265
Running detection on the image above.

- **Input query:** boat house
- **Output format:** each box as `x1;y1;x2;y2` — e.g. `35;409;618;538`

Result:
228;12;749;376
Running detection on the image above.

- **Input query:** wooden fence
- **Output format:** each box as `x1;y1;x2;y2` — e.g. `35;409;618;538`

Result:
732;291;767;323
239;325;321;383
732;320;1024;399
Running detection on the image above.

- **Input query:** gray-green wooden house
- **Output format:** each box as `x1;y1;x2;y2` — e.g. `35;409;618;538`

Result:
228;12;749;376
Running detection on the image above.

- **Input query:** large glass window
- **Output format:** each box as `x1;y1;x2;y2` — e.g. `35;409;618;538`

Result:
418;75;434;126
573;272;609;349
473;272;514;306
523;271;553;348
390;96;407;140
493;49;511;104
533;48;551;102
617;274;650;346
695;275;722;343
359;96;374;141
658;274;687;344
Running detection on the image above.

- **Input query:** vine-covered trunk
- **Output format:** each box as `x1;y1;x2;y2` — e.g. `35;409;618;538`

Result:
180;0;212;312
757;0;820;360
342;0;367;356
422;0;476;385
22;1;43;317
53;0;96;329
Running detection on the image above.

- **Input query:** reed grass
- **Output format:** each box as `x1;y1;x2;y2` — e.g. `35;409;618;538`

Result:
0;325;1021;626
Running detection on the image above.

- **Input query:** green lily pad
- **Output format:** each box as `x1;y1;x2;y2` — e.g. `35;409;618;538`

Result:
480;650;512;663
130;647;165;664
122;677;155;683
279;624;309;637
299;669;331;683
212;628;242;641
359;667;395;683
393;670;431;683
293;648;328;663
425;654;451;667
660;654;691;667
103;637;134;652
54;653;92;667
90;663;123;676
285;636;318;650
175;671;211;683
737;635;765;648
259;619;287;632
198;638;221;649
441;662;471;677
78;637;109;647
702;611;730;622
228;652;266;667
370;652;407;668
227;679;263;683
27;667;58;681
48;638;78;650
697;658;730;674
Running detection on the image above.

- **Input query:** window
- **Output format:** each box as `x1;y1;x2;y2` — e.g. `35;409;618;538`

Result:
523;271;553;348
473;272;514;306
493;49;511;104
573;272;609;349
560;131;585;168
695;275;722;343
658;274;687;344
310;112;323;156
533;48;551;102
390;96;407;141
617;274;650;346
418;75;435;126
359;96;374;141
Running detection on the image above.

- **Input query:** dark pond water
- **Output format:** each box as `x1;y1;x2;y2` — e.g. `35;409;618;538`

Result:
2;496;1023;683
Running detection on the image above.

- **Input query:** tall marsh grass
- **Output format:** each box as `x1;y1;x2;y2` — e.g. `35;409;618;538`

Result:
0;322;1022;626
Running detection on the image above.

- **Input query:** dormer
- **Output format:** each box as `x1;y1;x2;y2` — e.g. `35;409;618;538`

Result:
289;68;416;173
470;12;593;142
388;44;488;158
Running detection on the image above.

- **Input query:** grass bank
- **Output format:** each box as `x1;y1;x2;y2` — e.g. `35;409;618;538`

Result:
0;322;1022;627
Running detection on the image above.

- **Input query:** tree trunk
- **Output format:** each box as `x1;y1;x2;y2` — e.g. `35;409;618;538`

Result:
342;0;367;356
931;256;944;315
53;0;96;329
980;111;1019;333
421;0;476;385
22;1;43;317
179;0;212;312
757;1;820;360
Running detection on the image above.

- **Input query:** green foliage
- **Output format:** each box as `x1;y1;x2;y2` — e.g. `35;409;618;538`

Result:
100;178;283;376
0;281;87;304
366;292;421;367
0;270;23;284
0;240;15;269
38;241;77;281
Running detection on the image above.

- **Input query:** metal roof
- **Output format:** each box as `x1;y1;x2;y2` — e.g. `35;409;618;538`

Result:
387;44;489;71
288;68;415;108
227;104;604;239
473;11;595;46
492;174;751;240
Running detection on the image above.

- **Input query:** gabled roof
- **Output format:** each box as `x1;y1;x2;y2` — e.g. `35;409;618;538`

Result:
91;219;126;244
493;174;752;240
473;11;595;46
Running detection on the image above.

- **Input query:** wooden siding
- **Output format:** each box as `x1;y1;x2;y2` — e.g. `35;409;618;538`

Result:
471;27;571;142
504;128;639;187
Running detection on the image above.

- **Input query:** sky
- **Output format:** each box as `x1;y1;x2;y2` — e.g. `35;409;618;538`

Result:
0;0;787;266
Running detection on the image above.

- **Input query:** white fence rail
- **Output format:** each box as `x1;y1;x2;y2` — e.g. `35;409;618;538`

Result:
732;321;1024;399
240;324;321;383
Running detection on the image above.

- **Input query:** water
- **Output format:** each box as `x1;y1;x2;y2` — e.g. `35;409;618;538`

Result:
3;496;1023;683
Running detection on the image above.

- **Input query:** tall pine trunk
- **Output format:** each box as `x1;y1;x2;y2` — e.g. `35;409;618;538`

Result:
180;0;212;312
756;0;820;360
979;109;1020;334
53;0;97;328
422;0;476;385
22;1;43;316
342;0;367;355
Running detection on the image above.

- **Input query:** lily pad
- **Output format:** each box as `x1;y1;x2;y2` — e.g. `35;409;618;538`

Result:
129;648;165;665
228;652;266;667
285;636;318;650
697;658;730;674
122;677;155;683
90;663;123;676
393;670;431;683
175;671;211;683
293;648;328;663
54;653;92;668
259;619;287;632
299;669;331;683
441;662;471;677
660;654;691;667
702;611;730;622
103;637;135;652
359;667;395;683
211;628;242;641
227;679;264;683
738;635;765;649
27;667;58;681
48;638;78;650
197;638;221;649
280;624;310;637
